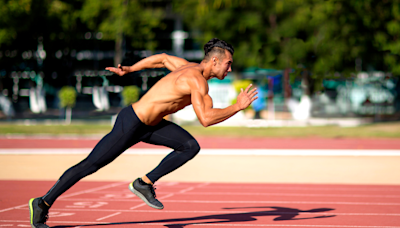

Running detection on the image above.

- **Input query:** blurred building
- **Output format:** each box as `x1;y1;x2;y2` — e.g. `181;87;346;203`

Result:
0;3;203;121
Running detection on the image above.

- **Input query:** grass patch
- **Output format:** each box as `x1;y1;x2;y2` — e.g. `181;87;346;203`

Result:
0;122;399;138
0;124;112;136
184;123;400;138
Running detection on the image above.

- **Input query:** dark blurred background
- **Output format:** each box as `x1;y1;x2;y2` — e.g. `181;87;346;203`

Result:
0;0;399;124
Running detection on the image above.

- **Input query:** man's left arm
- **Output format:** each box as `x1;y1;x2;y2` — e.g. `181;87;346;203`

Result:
191;79;258;127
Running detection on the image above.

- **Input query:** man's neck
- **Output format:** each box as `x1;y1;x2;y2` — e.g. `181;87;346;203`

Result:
199;61;213;80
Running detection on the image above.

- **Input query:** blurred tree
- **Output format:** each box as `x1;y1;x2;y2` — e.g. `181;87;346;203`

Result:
173;0;400;94
173;0;272;70
121;85;140;105
79;0;164;66
58;86;77;124
0;0;166;101
0;0;32;46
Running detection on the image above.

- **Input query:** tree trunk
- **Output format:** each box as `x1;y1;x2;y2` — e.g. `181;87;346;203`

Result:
114;32;123;67
283;68;291;100
114;0;127;67
301;69;310;96
65;107;72;125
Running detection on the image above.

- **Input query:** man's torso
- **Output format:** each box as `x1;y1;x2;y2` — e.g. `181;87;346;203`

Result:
132;63;207;126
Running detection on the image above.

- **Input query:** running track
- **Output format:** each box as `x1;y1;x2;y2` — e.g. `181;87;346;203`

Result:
1;136;400;227
1;136;400;149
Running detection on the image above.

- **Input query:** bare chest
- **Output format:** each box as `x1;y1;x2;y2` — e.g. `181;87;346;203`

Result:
166;95;192;112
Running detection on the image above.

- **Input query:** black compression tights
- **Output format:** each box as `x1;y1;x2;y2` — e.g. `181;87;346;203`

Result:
42;106;200;206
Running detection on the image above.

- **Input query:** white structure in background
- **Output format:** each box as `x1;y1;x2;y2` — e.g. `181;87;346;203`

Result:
286;95;312;120
92;86;110;111
315;72;396;116
0;95;15;117
29;74;46;114
29;87;47;113
172;81;239;124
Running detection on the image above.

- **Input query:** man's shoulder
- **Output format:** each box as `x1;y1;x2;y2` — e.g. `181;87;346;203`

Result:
177;64;203;78
179;67;208;93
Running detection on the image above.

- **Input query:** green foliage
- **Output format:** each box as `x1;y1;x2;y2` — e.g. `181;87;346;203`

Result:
58;86;77;108
80;0;164;50
174;0;400;80
0;0;164;50
122;85;140;106
2;0;400;100
0;0;32;46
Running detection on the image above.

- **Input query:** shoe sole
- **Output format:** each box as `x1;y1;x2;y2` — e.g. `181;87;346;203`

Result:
129;183;163;210
28;198;35;228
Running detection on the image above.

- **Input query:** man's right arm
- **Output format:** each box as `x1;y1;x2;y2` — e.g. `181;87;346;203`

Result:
105;53;189;76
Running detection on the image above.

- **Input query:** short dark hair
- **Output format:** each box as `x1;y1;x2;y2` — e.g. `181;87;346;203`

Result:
203;38;234;61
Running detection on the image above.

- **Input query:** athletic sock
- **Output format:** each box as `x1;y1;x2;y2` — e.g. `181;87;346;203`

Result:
138;178;150;186
42;199;51;208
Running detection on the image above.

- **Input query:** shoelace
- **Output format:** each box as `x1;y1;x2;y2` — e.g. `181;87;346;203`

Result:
42;214;49;223
38;202;49;224
39;210;49;224
150;185;157;199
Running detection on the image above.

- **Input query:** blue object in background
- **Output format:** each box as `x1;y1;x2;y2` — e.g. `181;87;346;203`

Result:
252;87;267;112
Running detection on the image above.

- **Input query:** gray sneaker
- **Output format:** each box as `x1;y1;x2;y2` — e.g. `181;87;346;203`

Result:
29;198;50;228
129;178;164;209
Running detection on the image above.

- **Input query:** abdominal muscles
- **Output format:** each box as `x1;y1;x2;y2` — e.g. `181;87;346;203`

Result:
133;94;191;125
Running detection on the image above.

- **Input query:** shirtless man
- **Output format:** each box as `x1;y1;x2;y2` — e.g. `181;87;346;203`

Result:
29;38;258;228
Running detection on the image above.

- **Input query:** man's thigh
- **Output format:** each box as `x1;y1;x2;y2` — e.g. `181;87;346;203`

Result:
142;120;196;150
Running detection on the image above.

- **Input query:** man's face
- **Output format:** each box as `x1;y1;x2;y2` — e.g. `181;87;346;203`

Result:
214;50;233;80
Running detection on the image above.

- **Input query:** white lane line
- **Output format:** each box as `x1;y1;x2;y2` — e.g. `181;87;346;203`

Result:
2;148;400;156
180;187;194;193
158;200;400;206
182;192;400;198
197;182;211;188
1;220;400;227
130;183;207;210
12;208;400;216
0;181;128;213
129;203;147;210
55;198;400;205
129;193;175;210
59;181;128;199
202;186;400;192
96;212;121;221
0;205;27;213
63;189;400;197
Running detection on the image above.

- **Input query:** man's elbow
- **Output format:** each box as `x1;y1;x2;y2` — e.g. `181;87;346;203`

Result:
201;122;211;128
198;118;212;128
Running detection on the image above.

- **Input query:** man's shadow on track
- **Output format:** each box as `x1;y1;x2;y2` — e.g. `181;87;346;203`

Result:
53;206;335;228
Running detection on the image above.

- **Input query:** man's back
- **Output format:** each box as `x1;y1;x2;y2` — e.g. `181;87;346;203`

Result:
132;62;205;126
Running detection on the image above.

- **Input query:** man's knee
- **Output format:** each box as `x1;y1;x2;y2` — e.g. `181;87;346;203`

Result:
181;139;200;160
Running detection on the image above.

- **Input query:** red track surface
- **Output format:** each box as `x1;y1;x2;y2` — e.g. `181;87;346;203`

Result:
1;180;400;227
1;137;400;227
1;137;400;149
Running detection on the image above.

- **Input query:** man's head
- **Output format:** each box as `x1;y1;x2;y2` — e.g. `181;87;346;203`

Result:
203;38;234;80
203;38;234;60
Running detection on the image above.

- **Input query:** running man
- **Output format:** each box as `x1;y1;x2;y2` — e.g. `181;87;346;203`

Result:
29;38;258;228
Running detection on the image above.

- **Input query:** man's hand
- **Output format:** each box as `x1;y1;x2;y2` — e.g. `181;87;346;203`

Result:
236;84;258;110
105;64;131;76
